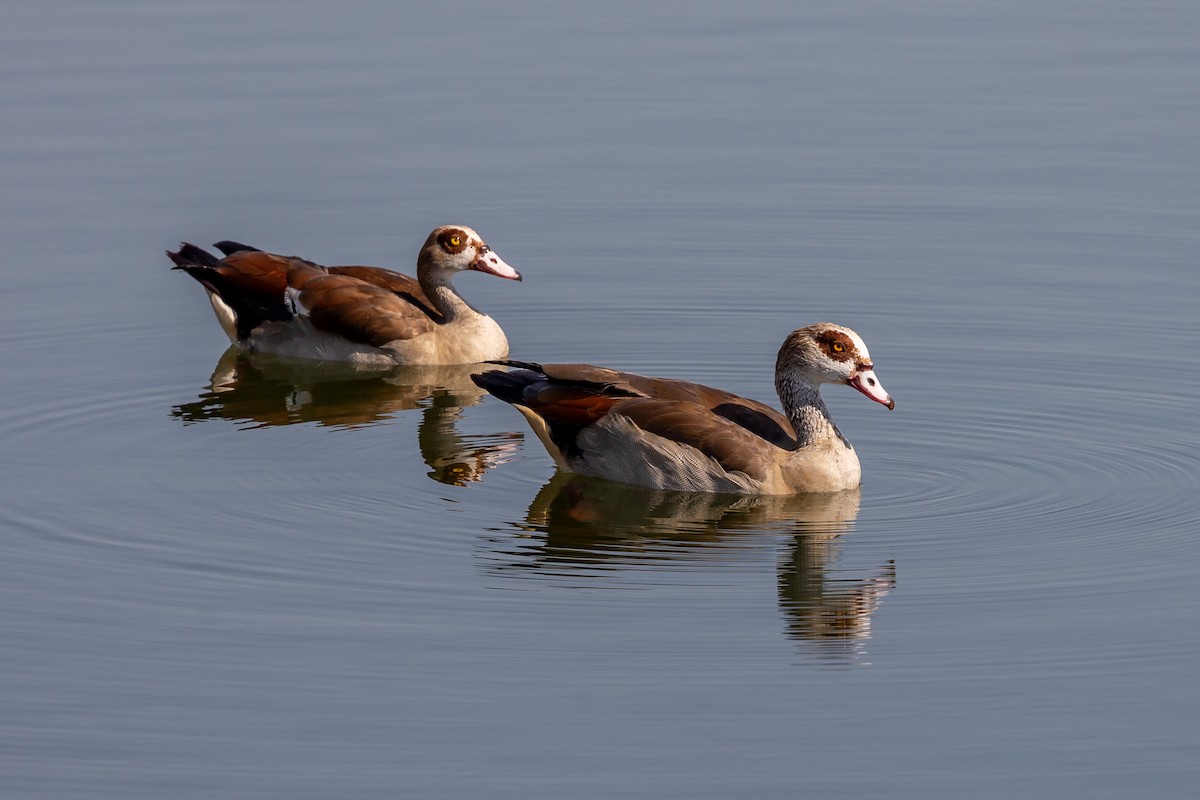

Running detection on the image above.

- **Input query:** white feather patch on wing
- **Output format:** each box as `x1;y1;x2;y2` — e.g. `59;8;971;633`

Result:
284;286;309;317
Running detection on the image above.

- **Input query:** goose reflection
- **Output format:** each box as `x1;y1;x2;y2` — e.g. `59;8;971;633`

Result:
171;348;520;485
489;473;895;659
778;539;895;662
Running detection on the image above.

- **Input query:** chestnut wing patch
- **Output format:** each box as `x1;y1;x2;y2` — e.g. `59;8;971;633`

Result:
524;384;628;426
217;251;305;299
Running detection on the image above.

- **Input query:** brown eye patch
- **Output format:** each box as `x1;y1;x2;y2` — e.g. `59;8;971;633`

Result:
437;228;469;253
816;330;856;362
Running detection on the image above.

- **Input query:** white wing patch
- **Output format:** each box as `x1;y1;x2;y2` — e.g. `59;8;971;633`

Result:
285;286;310;317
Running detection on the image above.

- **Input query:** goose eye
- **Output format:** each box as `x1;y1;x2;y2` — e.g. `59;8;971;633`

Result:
831;341;845;353
448;235;462;247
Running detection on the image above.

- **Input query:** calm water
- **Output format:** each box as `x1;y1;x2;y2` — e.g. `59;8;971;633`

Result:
2;1;1198;797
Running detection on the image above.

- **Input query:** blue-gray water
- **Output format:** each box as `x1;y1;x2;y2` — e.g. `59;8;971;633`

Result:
2;1;1198;797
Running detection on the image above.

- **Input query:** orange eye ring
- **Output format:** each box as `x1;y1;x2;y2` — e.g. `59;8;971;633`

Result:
832;341;845;353
449;236;462;247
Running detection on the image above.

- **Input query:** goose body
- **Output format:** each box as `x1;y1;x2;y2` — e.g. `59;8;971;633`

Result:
168;226;521;366
472;323;894;495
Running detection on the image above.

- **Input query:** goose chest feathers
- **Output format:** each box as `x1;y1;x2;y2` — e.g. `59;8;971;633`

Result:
168;225;521;366
472;323;894;495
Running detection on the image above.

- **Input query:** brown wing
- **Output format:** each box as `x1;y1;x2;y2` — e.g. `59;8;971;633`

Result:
611;397;780;481
519;381;630;425
289;270;438;347
194;250;318;339
534;363;797;448
327;266;438;319
213;250;303;305
327;265;419;294
212;254;427;301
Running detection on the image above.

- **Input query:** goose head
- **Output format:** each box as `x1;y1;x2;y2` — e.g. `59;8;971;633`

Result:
417;225;522;282
775;323;895;410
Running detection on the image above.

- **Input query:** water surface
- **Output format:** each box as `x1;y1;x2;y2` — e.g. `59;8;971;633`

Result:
2;1;1198;797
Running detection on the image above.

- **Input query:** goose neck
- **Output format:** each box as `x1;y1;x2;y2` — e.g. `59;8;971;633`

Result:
419;269;473;322
776;376;840;448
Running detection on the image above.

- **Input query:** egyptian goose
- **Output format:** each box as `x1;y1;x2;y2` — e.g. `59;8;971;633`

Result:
167;225;521;366
471;323;894;494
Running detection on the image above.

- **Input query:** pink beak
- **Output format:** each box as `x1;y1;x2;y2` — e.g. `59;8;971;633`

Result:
849;366;895;410
471;246;522;281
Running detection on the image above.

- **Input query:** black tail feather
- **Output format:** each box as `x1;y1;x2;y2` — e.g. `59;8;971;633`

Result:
212;240;261;256
166;242;221;271
471;368;542;405
486;358;544;370
168;241;293;341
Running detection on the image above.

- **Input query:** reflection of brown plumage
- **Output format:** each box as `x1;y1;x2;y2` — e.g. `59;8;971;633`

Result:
522;473;863;546
171;350;520;485
778;539;895;649
489;474;894;656
415;393;521;486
